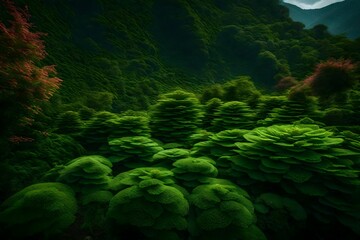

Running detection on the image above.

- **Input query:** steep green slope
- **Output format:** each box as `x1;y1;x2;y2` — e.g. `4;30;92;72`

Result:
8;0;359;111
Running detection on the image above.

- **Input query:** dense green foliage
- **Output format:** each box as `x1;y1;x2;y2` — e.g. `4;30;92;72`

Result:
189;182;266;240
57;155;112;194
213;101;255;131
1;0;360;239
0;183;77;238
150;90;203;145
1;0;358;114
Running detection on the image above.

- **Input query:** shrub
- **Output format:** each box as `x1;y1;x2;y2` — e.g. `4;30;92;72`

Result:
107;116;151;139
349;90;360;126
188;182;266;240
81;190;113;233
57;155;112;194
189;130;213;145
150;90;203;145
255;95;287;122
232;123;348;188
85;91;114;111
81;111;119;151
0;182;77;238
203;98;223;130
275;76;298;92
200;84;224;104
322;108;353;126
260;97;319;125
222;76;261;106
108;136;163;173
304;59;357;100
254;193;307;239
191;129;248;178
171;157;218;188
107;167;189;239
109;167;176;192
79;107;96;121
152;148;190;168
232;123;360;233
213;101;254;131
55;111;82;135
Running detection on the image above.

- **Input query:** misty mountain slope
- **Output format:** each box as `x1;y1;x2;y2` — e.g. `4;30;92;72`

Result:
283;0;360;38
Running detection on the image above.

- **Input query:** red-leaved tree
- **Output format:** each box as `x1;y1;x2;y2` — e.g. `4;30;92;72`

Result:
303;59;357;98
0;0;61;139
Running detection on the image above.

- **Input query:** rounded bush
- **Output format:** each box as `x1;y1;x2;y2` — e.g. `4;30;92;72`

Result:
171;157;218;188
150;90;203;144
57;155;112;193
213;101;254;131
107;167;189;239
107;115;151;139
0;182;77;238
108;136;163;170
189;182;266;240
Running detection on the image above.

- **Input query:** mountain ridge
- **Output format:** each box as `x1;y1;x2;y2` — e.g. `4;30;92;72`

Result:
282;0;360;38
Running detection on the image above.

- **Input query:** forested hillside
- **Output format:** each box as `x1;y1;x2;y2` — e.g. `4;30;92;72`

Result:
283;0;360;39
1;0;360;239
2;0;359;111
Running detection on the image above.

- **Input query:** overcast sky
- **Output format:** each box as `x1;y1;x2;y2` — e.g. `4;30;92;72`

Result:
283;0;345;9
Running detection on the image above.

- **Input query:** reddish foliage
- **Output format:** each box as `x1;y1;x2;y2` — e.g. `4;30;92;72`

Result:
8;135;34;144
0;0;61;136
288;81;311;101
275;76;298;92
303;59;356;97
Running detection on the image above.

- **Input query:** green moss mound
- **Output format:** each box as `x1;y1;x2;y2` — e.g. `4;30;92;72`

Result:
189;182;266;240
0;182;77;238
57;155;112;193
107;167;189;239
